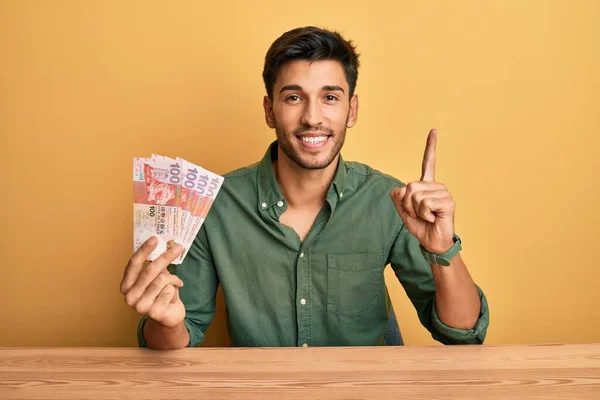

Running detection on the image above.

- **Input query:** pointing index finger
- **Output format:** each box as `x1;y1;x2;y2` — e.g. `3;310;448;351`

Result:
420;129;437;182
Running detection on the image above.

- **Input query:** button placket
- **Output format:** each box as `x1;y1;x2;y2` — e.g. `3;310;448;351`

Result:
296;248;311;347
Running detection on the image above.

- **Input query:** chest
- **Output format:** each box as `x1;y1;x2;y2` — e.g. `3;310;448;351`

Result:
279;207;322;242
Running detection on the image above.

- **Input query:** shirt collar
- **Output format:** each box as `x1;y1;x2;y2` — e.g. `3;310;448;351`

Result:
257;141;348;211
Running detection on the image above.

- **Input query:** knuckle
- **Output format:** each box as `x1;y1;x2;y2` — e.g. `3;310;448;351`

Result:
134;302;146;314
157;274;173;289
128;254;142;268
164;283;175;292
146;276;163;293
154;273;167;285
148;307;162;322
140;264;156;280
167;275;179;287
413;191;424;202
163;284;176;296
124;294;135;308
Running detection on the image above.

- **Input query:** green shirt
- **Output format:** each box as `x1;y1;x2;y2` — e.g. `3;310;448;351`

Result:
138;142;489;347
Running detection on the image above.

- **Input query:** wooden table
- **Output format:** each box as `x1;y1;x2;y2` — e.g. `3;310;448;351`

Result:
1;344;599;399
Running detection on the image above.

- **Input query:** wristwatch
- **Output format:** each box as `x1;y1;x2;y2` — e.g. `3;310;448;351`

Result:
419;233;462;266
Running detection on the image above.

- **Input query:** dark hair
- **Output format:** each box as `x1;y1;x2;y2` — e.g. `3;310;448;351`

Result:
262;26;360;99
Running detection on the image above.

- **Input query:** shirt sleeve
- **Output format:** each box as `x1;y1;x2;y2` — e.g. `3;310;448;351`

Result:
137;225;220;347
387;224;489;345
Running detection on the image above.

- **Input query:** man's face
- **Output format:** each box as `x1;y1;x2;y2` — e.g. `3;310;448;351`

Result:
264;60;358;170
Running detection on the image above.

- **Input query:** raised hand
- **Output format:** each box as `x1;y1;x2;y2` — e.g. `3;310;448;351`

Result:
391;129;456;254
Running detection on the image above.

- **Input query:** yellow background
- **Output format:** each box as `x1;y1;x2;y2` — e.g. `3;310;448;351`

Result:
1;0;598;347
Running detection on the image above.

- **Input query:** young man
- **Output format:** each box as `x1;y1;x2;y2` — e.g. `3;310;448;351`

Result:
120;26;489;350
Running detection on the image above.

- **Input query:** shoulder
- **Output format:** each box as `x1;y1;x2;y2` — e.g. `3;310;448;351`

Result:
209;161;260;213
344;160;406;190
219;162;260;192
223;162;260;180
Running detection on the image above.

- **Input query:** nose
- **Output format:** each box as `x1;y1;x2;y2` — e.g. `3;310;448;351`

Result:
300;99;324;127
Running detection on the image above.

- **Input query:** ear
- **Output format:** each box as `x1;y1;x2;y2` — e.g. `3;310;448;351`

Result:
263;96;276;129
347;94;359;128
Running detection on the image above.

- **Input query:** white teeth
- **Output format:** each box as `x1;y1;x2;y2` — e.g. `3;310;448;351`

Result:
300;136;328;144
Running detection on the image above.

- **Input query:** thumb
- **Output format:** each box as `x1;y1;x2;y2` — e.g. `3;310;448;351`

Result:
390;188;407;218
390;187;405;203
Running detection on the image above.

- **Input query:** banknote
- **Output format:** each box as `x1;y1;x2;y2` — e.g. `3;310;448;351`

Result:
178;166;223;262
132;155;221;264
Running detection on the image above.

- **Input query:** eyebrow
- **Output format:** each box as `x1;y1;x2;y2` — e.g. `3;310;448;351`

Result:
279;84;345;94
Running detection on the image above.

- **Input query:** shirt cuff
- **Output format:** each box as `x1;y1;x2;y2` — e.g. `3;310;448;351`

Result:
431;284;489;344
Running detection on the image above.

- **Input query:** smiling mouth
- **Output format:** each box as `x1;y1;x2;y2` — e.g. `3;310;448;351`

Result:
298;135;329;145
295;134;332;149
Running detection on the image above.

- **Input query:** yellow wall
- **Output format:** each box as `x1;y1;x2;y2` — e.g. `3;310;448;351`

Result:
1;0;599;347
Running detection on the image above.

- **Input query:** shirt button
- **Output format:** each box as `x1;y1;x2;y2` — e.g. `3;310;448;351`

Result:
300;252;304;258
300;298;307;305
277;200;284;207
261;202;267;209
340;192;343;199
302;343;308;347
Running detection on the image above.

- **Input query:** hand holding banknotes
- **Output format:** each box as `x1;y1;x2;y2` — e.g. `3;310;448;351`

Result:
121;237;186;328
123;154;223;328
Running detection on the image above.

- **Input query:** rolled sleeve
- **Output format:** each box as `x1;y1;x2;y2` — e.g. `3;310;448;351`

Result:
431;285;489;344
388;224;490;345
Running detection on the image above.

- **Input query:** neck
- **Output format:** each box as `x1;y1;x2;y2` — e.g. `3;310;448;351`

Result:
274;148;338;209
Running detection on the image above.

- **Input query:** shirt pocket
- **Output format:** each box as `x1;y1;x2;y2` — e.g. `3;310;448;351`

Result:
326;253;385;317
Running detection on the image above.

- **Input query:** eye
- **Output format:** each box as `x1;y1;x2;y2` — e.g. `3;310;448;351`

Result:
286;95;301;102
324;95;338;102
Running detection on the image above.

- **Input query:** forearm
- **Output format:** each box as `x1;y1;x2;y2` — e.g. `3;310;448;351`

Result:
431;253;480;330
143;318;190;350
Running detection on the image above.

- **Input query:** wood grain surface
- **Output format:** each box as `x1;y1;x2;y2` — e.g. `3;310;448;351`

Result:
1;344;599;399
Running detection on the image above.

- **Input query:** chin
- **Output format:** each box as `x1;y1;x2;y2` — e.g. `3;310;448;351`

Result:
296;154;337;170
